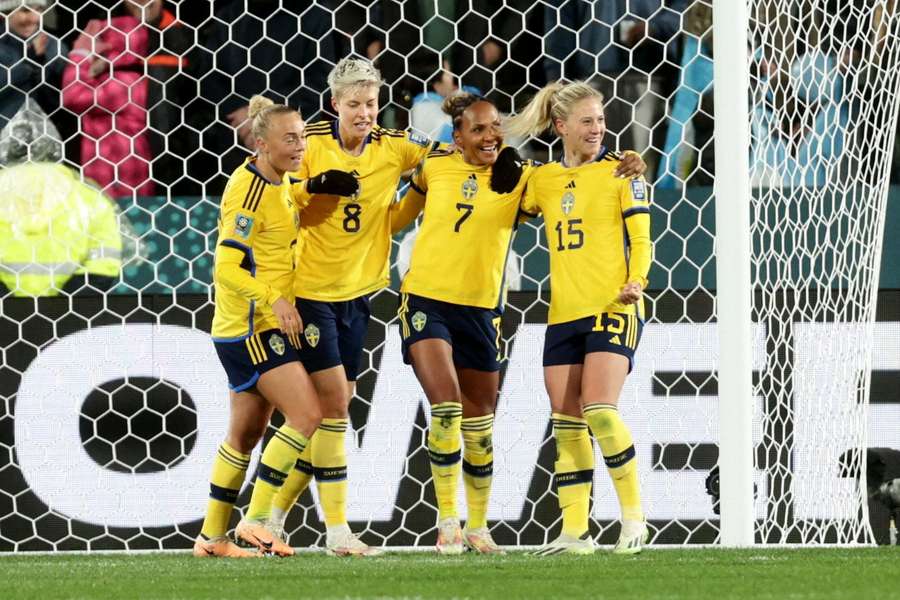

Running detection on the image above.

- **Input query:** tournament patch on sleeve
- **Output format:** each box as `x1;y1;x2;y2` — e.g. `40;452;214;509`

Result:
630;179;647;201
234;213;254;238
407;131;432;148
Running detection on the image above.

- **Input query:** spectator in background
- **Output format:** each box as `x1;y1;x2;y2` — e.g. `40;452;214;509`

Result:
656;1;714;188
0;107;121;297
62;1;158;198
543;0;690;172
198;0;337;188
0;0;67;133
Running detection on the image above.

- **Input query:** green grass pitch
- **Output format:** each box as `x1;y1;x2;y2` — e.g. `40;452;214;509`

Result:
1;548;898;599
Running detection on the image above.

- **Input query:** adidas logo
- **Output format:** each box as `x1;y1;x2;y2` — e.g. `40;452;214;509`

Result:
468;173;477;180
566;180;576;189
351;170;360;177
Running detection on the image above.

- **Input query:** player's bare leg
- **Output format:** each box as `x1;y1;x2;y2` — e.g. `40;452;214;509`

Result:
582;352;647;554
409;339;464;555
458;368;504;554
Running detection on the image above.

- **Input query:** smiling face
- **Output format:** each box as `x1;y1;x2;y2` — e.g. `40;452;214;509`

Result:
256;112;306;176
556;97;606;160
333;84;379;144
454;100;503;166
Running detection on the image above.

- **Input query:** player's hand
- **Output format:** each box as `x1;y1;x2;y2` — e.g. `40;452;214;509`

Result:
307;170;360;196
617;281;643;305
615;152;646;178
271;297;302;346
490;146;524;194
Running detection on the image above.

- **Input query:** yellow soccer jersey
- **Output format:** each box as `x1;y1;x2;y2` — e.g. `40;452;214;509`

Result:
521;149;652;325
398;149;535;309
212;158;301;340
292;120;435;301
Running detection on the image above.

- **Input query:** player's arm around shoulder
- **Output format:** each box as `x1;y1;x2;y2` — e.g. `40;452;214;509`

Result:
620;173;652;290
391;158;428;234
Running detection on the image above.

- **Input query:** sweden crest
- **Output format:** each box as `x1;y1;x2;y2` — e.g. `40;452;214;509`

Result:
411;311;427;332
269;333;286;356
561;191;575;215
304;323;320;348
461;178;478;200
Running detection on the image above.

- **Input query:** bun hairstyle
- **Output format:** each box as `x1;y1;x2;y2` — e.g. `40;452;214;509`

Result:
246;94;298;140
441;91;486;130
327;57;384;99
504;81;603;138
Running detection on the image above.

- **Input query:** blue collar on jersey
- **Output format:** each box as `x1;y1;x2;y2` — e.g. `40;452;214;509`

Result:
560;145;608;168
245;158;284;185
332;119;372;153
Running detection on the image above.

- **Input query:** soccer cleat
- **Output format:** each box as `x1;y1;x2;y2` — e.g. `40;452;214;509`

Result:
435;517;464;555
612;519;649;555
235;518;294;556
462;526;506;555
531;532;595;556
325;524;383;557
192;535;259;558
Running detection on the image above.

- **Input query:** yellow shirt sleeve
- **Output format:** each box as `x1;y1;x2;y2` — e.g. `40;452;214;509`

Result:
391;159;427;234
393;130;434;172
215;179;283;307
620;176;652;288
520;177;541;217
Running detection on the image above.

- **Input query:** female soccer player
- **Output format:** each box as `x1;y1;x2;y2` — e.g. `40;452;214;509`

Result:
194;95;354;558
255;57;441;557
390;93;646;554
505;82;652;556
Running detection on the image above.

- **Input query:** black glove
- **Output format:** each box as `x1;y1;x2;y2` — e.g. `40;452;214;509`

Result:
307;170;360;196
490;146;524;194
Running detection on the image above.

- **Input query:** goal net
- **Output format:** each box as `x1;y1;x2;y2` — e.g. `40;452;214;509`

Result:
1;0;898;551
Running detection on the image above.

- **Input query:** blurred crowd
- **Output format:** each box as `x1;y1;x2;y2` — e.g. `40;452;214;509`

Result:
1;0;896;198
0;0;897;296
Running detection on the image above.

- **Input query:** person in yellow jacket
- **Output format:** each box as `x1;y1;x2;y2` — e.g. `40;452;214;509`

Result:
0;161;121;297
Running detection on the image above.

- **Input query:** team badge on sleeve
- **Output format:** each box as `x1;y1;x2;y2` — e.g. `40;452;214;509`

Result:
304;323;320;348
630;179;647;201
234;214;254;238
269;333;286;356
408;131;432;147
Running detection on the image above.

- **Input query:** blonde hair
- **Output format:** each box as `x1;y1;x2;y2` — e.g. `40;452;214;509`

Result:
504;81;604;138
327;57;384;100
441;91;485;130
247;94;298;140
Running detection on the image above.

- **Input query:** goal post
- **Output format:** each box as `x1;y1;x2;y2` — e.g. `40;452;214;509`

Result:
712;0;755;548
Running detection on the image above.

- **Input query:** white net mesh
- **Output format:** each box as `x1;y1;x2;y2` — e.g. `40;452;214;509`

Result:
748;0;900;543
0;0;897;551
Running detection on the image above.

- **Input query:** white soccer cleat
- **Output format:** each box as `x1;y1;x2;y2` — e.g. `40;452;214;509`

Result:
531;532;595;556
325;524;383;557
612;519;649;555
436;517;464;555
462;526;505;555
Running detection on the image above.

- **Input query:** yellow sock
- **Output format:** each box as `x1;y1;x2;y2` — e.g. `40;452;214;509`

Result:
270;441;314;527
552;413;594;538
462;414;494;530
428;401;463;520
312;418;349;527
200;442;250;539
583;403;643;522
245;424;309;522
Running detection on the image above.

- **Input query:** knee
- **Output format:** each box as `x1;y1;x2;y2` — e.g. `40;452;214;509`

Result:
226;429;263;455
318;386;350;418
